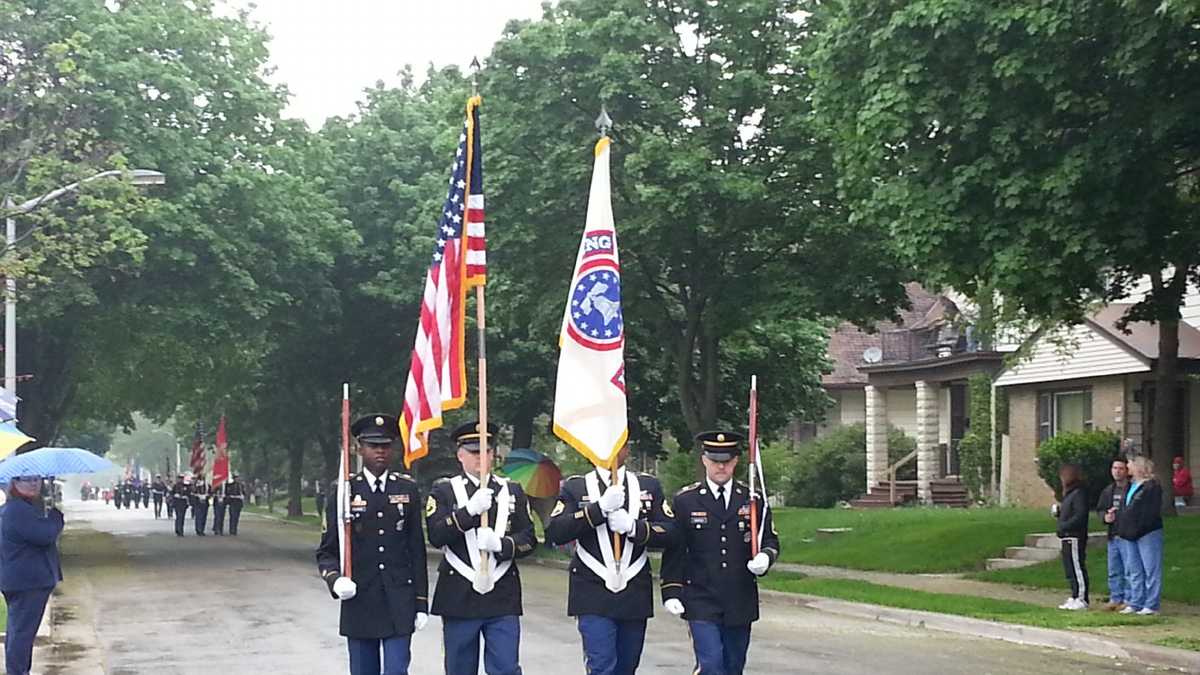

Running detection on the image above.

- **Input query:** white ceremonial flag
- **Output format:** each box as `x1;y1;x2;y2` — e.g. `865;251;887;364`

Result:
552;137;628;468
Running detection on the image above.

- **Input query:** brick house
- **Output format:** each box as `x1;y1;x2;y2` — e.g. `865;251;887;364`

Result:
996;291;1200;507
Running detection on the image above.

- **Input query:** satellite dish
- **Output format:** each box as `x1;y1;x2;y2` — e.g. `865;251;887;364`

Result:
862;347;883;364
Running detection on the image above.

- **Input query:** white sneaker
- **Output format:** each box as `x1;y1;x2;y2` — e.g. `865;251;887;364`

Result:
1065;598;1088;611
1119;606;1139;614
1136;608;1158;616
1058;598;1074;610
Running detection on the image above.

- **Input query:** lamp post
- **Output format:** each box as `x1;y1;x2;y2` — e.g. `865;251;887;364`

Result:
3;169;166;396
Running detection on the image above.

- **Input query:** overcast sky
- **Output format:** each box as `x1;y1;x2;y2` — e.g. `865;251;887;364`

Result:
226;0;548;128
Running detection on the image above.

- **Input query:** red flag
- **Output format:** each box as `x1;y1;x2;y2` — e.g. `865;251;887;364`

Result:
212;415;230;488
189;423;205;475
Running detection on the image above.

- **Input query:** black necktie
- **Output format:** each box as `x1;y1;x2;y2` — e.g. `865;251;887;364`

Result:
716;485;726;512
374;477;383;494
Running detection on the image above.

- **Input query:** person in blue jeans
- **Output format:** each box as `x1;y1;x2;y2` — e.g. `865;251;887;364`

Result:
0;476;65;675
1116;456;1165;615
1095;457;1129;610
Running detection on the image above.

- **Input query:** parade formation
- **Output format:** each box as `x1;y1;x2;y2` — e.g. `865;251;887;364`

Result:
312;90;780;675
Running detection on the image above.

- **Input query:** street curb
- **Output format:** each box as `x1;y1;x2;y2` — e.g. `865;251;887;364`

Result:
513;553;1200;673
757;589;1200;673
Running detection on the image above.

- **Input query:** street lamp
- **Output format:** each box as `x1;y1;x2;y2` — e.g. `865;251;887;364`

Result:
3;169;166;396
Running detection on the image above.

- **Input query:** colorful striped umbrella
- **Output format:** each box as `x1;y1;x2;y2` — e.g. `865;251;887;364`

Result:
500;448;563;498
0;421;34;459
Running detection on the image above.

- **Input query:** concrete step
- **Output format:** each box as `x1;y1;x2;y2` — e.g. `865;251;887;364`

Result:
1024;532;1108;550
985;557;1042;571
1004;546;1060;562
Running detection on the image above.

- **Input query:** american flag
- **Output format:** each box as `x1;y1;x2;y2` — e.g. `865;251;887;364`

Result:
189;422;205;475
399;96;487;466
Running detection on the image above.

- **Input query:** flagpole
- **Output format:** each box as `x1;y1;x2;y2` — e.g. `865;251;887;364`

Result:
341;383;353;578
467;58;494;580
748;376;760;557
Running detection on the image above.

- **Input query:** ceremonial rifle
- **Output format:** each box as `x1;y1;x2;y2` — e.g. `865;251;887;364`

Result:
748;376;760;556
340;383;353;579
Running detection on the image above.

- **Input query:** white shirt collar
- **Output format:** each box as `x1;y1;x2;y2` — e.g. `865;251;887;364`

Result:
595;466;626;486
362;467;387;492
464;472;481;487
707;477;731;508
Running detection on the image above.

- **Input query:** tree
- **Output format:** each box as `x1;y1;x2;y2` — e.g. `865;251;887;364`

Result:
811;0;1200;511
481;0;907;446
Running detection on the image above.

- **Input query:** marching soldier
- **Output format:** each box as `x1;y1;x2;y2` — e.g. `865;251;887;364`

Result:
545;444;677;675
150;474;167;519
212;480;227;535
427;422;537;675
316;414;429;675
192;474;210;536
170;474;191;536
140;480;151;509
661;431;781;675
225;472;246;535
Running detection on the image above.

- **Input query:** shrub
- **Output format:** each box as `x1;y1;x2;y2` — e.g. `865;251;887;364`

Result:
1035;429;1121;501
784;423;916;507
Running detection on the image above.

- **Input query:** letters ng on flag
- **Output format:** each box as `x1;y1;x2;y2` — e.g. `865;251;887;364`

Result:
552;137;628;468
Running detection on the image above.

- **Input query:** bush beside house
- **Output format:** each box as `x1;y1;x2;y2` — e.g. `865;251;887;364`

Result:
1035;429;1121;500
785;423;916;507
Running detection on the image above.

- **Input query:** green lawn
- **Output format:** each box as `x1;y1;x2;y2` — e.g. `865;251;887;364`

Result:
760;574;1160;630
1155;636;1200;652
772;507;1054;573
970;517;1200;605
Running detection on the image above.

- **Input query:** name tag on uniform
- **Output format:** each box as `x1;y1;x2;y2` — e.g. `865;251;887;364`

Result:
389;494;409;504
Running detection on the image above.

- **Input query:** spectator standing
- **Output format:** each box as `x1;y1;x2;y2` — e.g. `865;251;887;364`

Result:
1117;456;1165;616
1172;456;1192;507
1095;457;1130;610
0;476;65;675
1054;463;1090;610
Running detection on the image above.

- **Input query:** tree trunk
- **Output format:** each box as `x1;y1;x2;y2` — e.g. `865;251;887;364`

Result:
1153;317;1179;516
287;441;304;517
511;411;534;450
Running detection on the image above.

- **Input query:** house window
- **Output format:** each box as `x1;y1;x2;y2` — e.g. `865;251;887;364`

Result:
1037;389;1093;443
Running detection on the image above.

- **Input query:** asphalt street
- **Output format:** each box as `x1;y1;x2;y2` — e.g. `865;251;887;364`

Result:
39;500;1158;674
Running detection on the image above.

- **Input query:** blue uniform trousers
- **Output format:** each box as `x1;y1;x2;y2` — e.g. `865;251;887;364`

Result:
443;615;522;675
687;620;751;675
347;634;412;675
3;587;53;675
576;615;646;675
193;502;209;535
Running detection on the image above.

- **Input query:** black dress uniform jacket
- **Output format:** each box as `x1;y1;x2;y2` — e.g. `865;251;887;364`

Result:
545;470;677;620
316;471;429;639
661;481;780;626
170;481;191;506
426;474;537;618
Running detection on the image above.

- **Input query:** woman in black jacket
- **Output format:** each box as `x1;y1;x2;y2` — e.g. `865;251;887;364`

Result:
1116;457;1165;615
1054;463;1089;610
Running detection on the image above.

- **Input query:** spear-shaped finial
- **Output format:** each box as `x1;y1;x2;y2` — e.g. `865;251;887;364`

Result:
595;104;613;137
470;56;481;96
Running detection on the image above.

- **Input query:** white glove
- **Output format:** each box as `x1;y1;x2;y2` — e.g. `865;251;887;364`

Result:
747;552;771;576
414;612;429;631
1050;503;1060;518
664;599;685;617
598;485;625;513
466;488;494;516
476;526;503;552
606;508;636;535
333;576;357;600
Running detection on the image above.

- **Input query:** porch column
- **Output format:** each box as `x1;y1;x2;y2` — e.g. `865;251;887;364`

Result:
916;380;940;504
865;385;888;491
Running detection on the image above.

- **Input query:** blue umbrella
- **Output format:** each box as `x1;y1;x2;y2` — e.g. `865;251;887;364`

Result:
0;447;114;481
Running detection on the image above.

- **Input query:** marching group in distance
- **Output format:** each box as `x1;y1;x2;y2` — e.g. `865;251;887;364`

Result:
101;472;247;537
316;414;781;675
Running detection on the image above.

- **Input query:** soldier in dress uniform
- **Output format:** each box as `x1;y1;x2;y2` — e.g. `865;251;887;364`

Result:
212;479;227;535
660;431;780;675
225;472;246;535
316;413;429;675
151;474;167;519
545;444;677;675
192;474;210;536
427;421;537;675
170;474;191;536
141;479;150;509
